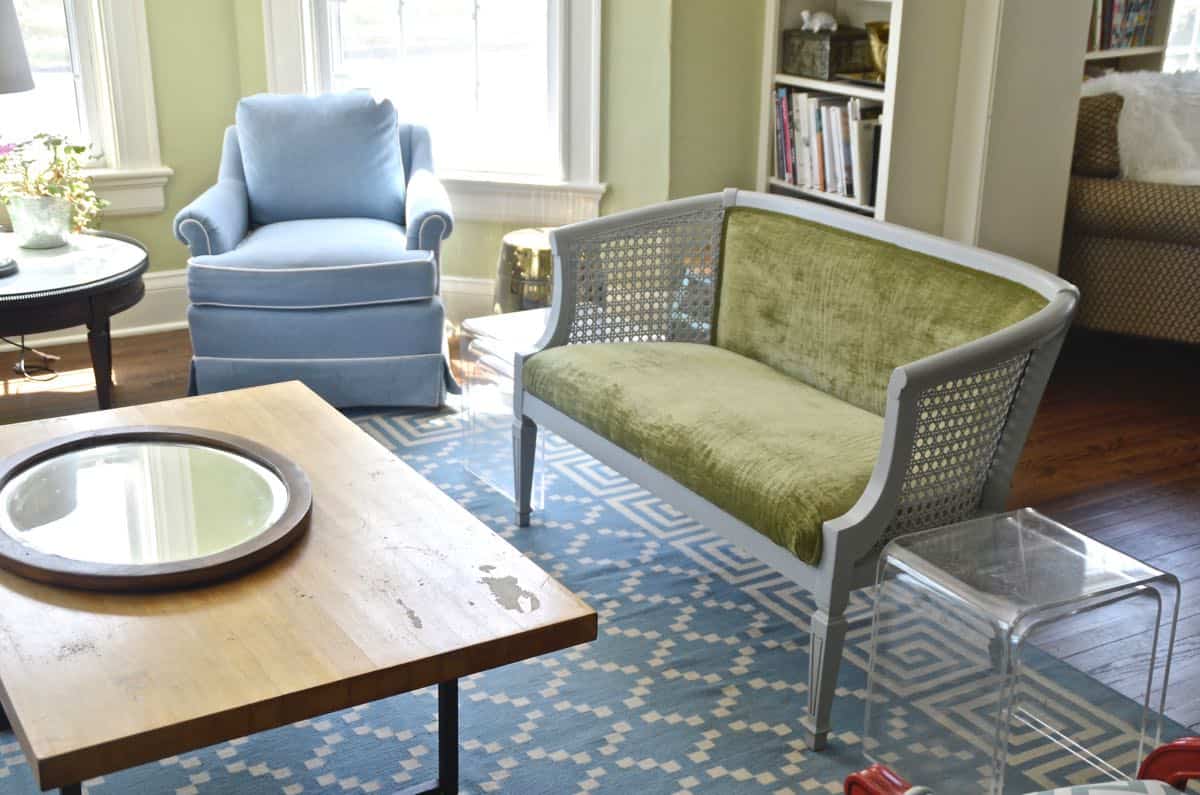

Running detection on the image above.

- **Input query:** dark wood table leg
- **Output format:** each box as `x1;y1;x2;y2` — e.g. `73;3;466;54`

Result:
59;784;81;794
86;310;113;410
397;679;458;795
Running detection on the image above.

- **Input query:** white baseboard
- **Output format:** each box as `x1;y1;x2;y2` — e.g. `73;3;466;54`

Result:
0;270;497;351
1;268;189;352
442;276;495;328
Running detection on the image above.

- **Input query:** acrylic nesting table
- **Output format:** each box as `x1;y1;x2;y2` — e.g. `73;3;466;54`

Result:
863;508;1179;794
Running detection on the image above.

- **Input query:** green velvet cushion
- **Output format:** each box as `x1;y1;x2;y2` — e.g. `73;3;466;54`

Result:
715;208;1048;415
523;342;884;564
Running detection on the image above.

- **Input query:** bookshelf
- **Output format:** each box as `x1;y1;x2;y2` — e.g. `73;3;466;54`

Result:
755;0;967;234
1083;0;1174;72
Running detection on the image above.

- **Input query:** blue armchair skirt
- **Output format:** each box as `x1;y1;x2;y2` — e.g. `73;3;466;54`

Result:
188;299;455;408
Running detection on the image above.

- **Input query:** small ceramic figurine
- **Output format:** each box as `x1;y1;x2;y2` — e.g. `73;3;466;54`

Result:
800;9;838;33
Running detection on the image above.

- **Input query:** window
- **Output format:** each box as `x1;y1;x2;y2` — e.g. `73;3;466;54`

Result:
314;0;560;180
0;0;96;149
1165;0;1200;72
265;0;603;225
0;0;171;214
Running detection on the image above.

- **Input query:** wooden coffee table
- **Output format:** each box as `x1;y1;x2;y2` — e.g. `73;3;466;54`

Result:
0;381;596;794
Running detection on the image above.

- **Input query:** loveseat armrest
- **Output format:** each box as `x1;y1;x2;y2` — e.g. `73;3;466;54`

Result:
532;192;728;352
826;286;1078;563
1066;175;1200;248
173;179;250;258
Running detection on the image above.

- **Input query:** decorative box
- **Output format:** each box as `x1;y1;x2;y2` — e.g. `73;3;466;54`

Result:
781;27;871;80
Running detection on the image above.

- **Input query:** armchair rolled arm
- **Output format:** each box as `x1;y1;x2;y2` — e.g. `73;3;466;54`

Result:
535;193;727;352
405;169;454;254
825;287;1078;563
173;179;249;258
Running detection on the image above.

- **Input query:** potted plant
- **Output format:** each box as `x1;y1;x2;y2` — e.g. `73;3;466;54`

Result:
0;133;106;249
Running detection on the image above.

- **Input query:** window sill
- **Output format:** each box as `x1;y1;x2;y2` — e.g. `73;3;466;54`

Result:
443;175;607;226
89;165;173;216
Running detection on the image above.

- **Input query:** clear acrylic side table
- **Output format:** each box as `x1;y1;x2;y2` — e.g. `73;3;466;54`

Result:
458;309;548;508
863;508;1179;794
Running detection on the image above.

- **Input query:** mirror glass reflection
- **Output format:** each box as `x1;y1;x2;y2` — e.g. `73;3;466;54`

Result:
0;441;288;565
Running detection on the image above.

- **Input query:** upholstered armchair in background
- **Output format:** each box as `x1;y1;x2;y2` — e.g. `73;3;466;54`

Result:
1060;92;1200;346
173;92;457;408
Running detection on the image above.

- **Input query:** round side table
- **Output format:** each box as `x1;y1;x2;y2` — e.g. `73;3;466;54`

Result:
0;231;148;409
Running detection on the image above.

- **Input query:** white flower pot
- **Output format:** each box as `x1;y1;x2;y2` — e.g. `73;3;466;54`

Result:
7;195;72;249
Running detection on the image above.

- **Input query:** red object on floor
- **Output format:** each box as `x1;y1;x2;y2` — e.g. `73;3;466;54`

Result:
843;763;912;795
844;737;1200;793
1137;736;1200;790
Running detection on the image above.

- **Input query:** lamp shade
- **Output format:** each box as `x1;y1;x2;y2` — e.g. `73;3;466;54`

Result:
0;0;34;94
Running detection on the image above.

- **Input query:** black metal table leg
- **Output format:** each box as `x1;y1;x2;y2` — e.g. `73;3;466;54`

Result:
397;679;458;794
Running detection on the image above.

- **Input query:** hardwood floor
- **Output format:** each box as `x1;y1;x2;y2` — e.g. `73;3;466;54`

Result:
1;328;1198;728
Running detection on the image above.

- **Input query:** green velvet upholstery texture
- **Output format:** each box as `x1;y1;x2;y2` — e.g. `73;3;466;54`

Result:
715;208;1048;415
523;342;884;564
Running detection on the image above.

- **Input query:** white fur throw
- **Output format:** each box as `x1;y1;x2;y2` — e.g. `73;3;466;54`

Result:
1082;70;1200;185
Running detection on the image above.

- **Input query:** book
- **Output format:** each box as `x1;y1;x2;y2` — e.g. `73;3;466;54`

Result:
809;96;826;191
820;104;837;194
868;122;882;207
778;88;795;184
773;91;786;180
839;105;854;198
791;91;810;188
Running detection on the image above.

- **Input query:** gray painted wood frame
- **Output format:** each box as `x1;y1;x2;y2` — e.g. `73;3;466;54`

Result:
512;188;1079;751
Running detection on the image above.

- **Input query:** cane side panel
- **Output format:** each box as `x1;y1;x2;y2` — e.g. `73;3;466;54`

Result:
561;207;725;345
870;352;1033;556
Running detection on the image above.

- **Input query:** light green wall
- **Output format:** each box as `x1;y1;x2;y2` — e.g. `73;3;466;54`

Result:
599;0;673;215
101;0;245;271
100;0;762;278
669;0;765;199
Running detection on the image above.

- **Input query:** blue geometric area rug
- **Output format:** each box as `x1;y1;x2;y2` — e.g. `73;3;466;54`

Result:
0;408;1187;794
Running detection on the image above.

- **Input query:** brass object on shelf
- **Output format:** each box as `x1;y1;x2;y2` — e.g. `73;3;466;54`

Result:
494;227;554;313
781;26;871;81
867;21;890;80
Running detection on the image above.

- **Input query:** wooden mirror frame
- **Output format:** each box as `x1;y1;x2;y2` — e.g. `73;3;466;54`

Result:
0;426;312;592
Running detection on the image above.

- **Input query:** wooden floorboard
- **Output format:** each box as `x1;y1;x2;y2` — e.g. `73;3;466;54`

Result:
1;327;1198;728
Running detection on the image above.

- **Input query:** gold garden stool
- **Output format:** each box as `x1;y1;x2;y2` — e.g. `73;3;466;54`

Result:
493;227;553;313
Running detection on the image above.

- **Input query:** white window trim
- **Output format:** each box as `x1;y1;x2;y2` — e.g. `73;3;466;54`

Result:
261;0;605;226
3;0;172;216
85;0;172;215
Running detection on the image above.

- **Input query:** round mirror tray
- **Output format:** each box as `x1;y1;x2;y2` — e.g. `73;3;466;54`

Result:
0;426;311;591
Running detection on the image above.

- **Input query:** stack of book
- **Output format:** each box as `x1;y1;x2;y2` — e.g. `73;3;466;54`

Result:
772;87;882;208
1089;0;1157;50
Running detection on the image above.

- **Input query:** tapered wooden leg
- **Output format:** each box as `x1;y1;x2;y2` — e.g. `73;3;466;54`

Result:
803;606;849;750
86;311;113;409
513;416;537;526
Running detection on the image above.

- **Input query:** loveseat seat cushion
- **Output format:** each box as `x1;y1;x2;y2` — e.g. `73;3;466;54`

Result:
524;342;884;564
189;218;435;309
716;208;1047;416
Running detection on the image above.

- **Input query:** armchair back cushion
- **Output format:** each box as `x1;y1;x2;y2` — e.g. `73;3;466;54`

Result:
235;92;406;226
715;208;1047;416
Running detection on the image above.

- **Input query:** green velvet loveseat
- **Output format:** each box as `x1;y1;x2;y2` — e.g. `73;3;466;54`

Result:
512;189;1078;750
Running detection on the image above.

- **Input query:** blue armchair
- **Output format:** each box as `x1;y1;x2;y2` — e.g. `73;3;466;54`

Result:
173;92;457;408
